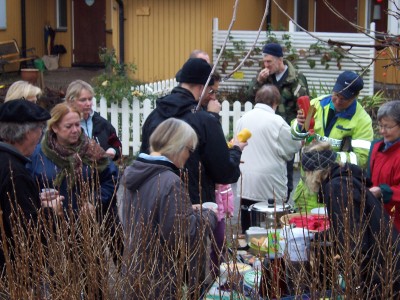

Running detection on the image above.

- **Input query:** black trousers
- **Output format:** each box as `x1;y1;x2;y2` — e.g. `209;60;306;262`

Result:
240;198;258;234
286;157;294;201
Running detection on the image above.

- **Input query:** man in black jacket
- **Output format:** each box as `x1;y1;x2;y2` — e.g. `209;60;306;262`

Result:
140;58;246;204
0;99;62;272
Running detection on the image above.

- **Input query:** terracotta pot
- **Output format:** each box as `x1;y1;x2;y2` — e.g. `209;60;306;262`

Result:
21;68;39;85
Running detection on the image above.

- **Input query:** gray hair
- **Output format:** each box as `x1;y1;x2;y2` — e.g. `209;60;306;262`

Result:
255;84;281;106
377;100;400;124
65;80;94;102
0;122;45;144
150;118;198;160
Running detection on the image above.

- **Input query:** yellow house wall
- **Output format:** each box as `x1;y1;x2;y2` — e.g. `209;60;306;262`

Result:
271;0;293;30
375;48;400;84
122;0;266;83
1;0;397;85
0;1;23;72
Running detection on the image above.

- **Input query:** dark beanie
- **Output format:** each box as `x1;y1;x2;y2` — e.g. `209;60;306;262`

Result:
302;150;337;171
178;58;214;86
0;99;51;123
262;43;283;57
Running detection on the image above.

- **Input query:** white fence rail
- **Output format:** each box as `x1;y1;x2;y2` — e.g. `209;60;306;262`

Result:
95;96;254;156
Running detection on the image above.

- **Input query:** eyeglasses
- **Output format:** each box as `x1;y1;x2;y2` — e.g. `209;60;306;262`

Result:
185;146;195;153
208;89;220;97
378;123;399;131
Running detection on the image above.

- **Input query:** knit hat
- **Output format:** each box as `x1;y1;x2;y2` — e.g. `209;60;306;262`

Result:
178;58;214;86
0;99;50;123
262;43;283;57
302;150;337;171
332;71;364;100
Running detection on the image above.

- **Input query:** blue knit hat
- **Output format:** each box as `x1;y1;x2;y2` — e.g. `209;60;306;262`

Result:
262;43;283;57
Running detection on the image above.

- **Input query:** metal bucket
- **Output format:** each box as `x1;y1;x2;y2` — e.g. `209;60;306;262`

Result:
250;199;292;229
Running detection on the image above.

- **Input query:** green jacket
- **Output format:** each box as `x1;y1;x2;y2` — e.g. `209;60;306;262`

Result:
291;94;374;211
247;59;309;123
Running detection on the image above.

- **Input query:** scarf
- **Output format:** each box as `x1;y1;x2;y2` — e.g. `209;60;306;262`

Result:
41;131;110;188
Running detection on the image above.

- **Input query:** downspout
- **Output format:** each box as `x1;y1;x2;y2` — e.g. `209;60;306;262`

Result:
266;0;271;30
21;0;27;58
116;0;125;64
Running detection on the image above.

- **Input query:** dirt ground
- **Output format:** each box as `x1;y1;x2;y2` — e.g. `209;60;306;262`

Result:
0;67;104;96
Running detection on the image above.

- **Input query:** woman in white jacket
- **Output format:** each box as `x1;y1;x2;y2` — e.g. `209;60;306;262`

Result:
236;84;302;233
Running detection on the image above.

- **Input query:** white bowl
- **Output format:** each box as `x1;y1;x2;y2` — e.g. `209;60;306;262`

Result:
202;202;218;210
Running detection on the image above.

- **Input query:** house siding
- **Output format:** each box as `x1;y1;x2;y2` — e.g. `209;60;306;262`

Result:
0;0;397;85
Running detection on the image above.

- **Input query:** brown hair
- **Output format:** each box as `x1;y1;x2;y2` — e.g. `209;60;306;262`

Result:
47;103;81;132
255;84;281;107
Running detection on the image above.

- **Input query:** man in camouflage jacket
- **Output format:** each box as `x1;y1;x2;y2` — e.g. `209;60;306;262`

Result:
246;43;309;200
247;43;309;123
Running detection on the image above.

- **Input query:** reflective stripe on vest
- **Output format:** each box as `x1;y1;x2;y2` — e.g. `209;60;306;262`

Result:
351;139;371;150
337;152;348;163
349;152;358;165
315;134;342;148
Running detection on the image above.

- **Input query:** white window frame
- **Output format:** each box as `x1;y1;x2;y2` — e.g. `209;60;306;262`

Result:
56;0;67;31
0;0;6;30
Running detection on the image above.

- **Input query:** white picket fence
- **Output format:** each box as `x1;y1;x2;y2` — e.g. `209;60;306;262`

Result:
93;95;254;156
95;20;377;156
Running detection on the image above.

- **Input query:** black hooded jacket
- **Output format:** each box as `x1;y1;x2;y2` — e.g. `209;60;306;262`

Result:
140;86;242;204
320;163;400;297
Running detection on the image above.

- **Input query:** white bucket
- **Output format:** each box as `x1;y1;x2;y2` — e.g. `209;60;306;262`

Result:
282;227;312;261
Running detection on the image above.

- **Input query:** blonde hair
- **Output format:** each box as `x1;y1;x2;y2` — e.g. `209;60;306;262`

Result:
48;103;81;132
150;118;198;161
65;80;94;103
5;81;42;103
302;142;338;193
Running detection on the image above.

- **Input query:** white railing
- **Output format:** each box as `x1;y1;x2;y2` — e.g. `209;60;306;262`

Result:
95;96;254;156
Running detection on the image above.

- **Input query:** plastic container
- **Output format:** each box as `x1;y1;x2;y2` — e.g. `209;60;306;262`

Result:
219;262;252;283
281;227;312;261
21;68;39;85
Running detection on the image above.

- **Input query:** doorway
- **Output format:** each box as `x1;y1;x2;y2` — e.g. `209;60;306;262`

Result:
315;0;358;32
72;0;106;66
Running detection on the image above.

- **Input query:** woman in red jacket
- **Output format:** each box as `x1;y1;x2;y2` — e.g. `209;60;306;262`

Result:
368;100;400;231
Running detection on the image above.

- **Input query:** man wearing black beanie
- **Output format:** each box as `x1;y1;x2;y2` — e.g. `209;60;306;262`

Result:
140;58;247;205
247;43;309;201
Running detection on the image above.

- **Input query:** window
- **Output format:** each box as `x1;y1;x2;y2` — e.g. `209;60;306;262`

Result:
294;0;309;31
0;0;6;30
56;0;67;30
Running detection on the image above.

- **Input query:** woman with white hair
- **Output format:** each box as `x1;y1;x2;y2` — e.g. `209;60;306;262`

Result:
5;80;42;103
120;118;217;299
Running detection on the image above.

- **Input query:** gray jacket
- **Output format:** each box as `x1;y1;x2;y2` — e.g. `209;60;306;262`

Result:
120;157;217;299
